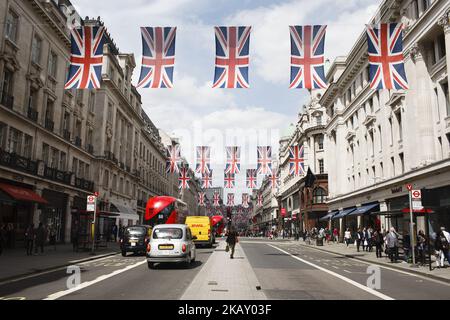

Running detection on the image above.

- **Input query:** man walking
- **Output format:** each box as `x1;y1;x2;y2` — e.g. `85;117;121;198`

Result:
35;223;46;255
385;227;399;263
226;226;239;259
25;224;35;256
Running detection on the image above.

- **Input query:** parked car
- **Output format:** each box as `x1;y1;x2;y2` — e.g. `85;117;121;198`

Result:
120;225;151;256
146;224;196;269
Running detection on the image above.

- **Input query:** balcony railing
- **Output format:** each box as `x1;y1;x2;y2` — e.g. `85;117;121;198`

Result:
87;144;94;154
0;94;14;110
45;118;54;132
74;137;82;147
43;166;71;185
104;151;118;163
126;165;131;172
27;107;38;122
63;130;71;141
119;162;125;170
0;149;37;175
75;177;94;192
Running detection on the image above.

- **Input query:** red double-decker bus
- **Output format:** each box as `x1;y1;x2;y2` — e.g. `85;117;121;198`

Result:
211;215;225;237
145;196;188;226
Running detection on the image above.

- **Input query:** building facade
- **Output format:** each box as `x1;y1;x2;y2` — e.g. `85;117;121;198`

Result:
323;0;450;238
0;0;174;245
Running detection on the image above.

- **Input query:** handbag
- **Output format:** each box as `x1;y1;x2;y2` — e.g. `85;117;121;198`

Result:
364;240;368;246
225;244;230;252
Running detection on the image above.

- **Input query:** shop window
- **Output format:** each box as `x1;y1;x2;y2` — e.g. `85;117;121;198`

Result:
312;188;327;204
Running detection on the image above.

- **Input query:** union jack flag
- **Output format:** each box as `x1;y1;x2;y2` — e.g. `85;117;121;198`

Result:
257;193;263;207
227;193;235;206
225;146;240;174
166;145;181;174
289;25;327;90
178;166;190;189
201;171;213;189
257;146;272;175
366;23;408;90
65;26;105;90
137;27;176;89
196;146;211;174
224;172;235;189
198;192;206;206
213;26;251;89
246;169;257;189
289;145;305;176
213;192;221;207
242;194;250;209
268;169;280;190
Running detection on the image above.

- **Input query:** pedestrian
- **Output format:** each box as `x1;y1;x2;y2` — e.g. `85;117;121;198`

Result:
25;224;35;256
226;226;239;259
344;228;352;248
49;225;57;251
373;230;384;258
403;231;411;263
440;227;450;265
8;223;15;249
356;228;363;252
385;227;399;263
72;220;80;252
362;228;368;251
112;224;118;242
0;224;6;256
34;223;45;255
367;227;373;252
333;228;339;243
417;230;427;266
434;230;449;268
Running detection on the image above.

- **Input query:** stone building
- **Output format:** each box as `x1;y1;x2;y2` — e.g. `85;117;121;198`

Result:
323;0;450;238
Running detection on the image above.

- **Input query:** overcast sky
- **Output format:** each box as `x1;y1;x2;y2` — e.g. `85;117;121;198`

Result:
72;0;380;201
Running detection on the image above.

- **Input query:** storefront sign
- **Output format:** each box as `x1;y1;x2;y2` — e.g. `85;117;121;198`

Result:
391;186;403;194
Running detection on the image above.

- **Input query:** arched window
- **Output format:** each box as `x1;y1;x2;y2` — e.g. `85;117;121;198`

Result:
312;187;327;204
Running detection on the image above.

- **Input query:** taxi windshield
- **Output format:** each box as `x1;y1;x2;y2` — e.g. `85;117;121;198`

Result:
125;227;146;236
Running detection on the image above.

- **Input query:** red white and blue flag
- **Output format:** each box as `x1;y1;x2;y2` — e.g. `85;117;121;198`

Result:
242;194;250;208
178;166;190;189
257;146;272;175
137;27;176;89
213;26;251;89
65;26;105;89
213;192;221;207
201;170;213;189
268;169;280;190
196;146;211;174
198;192;206;206
289;25;327;90
366;23;408;90
227;193;235;206
166;145;181;174
289;145;305;176
246;169;257;189
257;193;263;207
225;146;240;174
224;172;235;189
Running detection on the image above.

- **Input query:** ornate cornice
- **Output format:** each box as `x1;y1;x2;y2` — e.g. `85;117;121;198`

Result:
438;8;450;33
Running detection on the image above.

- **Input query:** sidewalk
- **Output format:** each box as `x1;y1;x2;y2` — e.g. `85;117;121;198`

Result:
293;240;450;283
0;242;120;283
181;240;266;300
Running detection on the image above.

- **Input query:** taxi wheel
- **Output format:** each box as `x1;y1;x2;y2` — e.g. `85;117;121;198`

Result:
121;250;127;257
148;262;155;269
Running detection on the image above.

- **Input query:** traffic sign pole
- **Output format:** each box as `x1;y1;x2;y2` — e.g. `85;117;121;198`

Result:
408;189;416;267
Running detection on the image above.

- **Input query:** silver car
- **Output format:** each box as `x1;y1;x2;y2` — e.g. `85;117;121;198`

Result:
146;224;197;269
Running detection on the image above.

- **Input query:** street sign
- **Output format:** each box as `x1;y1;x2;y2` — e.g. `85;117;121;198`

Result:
412;190;421;200
406;184;413;191
412;200;423;210
87;195;97;212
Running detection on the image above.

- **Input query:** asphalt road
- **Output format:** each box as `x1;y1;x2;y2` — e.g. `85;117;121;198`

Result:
240;239;450;300
0;245;216;300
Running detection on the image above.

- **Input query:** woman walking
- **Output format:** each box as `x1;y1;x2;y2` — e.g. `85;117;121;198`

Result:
226;226;239;259
344;228;352;248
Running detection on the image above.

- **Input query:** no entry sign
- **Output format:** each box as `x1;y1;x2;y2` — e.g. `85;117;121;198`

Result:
412;190;421;200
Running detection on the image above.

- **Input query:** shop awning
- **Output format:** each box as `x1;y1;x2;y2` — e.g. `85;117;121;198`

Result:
0;183;48;205
332;207;356;220
347;203;380;217
319;211;338;222
110;201;139;221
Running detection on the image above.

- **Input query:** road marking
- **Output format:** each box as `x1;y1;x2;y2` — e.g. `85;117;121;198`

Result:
343;270;352;274
332;266;340;270
44;260;147;300
268;244;394;301
0;254;119;286
294;244;450;287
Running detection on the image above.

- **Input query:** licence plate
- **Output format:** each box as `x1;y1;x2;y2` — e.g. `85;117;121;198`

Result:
159;245;174;250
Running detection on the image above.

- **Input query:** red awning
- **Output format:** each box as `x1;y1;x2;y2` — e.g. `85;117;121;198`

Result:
0;183;48;205
401;208;434;214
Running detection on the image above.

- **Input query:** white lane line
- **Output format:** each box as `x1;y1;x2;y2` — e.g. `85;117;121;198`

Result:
44;260;147;300
344;270;352;274
268;244;394;301
332;266;340;270
0;254;119;286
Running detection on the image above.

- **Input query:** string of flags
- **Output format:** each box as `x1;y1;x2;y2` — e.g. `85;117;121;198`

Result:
65;23;408;90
